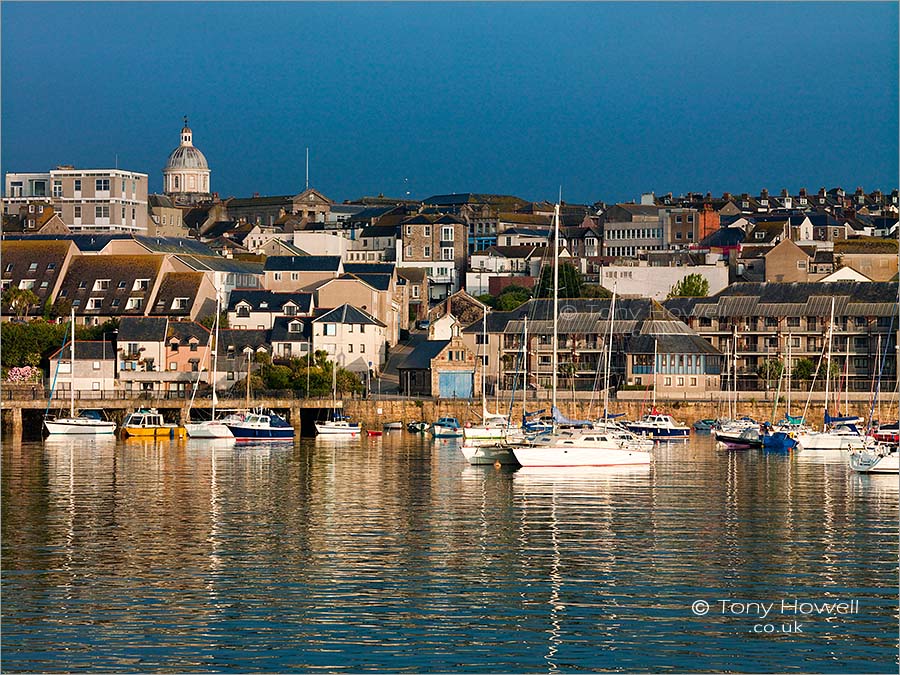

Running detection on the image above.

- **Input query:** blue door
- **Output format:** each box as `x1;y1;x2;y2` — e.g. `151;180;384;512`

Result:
438;371;474;399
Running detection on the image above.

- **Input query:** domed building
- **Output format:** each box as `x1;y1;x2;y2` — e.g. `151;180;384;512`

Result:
163;117;211;205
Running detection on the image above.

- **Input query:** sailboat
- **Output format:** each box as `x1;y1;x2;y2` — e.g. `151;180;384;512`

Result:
511;201;652;468
625;337;691;441
186;294;236;439
796;298;864;451
43;309;117;435
463;312;512;443
314;358;361;436
225;348;294;440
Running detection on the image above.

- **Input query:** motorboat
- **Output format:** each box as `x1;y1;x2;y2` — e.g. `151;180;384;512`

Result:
460;441;519;465
463;411;512;441
382;421;403;431
871;421;899;445
431;417;463;438
367;429;383;437
717;425;762;450
227;409;294;440
625;412;690;440
407;421;429;433
122;409;187;438
692;418;717;432
186;411;244;439
511;429;652;468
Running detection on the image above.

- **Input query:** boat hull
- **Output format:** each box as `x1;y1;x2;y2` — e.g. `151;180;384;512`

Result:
185;422;234;439
512;446;652;468
123;426;187;438
462;426;508;441
797;433;864;451
625;425;690;440
44;419;116;435
460;443;518;465
850;449;899;473
315;423;361;436
227;425;294;440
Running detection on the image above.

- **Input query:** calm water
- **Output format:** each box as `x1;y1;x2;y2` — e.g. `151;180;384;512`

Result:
2;433;897;673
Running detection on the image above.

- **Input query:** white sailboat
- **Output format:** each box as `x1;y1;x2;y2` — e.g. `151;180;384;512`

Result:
796;298;864;451
463;312;512;443
512;201;652;468
315;360;361;436
43;309;116;435
186;294;236;439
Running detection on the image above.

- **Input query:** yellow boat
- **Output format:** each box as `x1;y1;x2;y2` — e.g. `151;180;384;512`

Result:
122;409;187;439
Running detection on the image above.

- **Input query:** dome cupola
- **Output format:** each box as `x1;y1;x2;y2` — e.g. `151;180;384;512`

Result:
163;116;211;205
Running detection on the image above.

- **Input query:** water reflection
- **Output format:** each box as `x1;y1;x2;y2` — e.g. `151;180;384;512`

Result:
1;434;896;673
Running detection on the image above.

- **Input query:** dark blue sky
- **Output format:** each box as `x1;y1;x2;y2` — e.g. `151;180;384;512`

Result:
2;2;897;204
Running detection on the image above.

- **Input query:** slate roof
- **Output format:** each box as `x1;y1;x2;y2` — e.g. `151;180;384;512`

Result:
167;321;211;345
360;224;400;239
264;255;342;272
0;239;73;311
175;254;264;274
698;227;746;248
501;227;550;238
344;262;396;276
148;194;176;208
227;290;314;313
313;303;386;327
49;340;117;361
397;339;451;370
118;316;168;342
57;255;164;315
397;267;426;283
216;329;272;359
338;272;392;291
135;236;214;256
475;245;548;259
663;281;899;318
270;316;311;342
150;272;204;316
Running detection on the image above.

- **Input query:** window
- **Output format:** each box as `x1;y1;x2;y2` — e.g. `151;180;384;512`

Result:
95;205;110;219
117;281;126;289
664;377;672;386
423;225;431;236
170;361;177;371
324;323;336;336
190;342;198;352
95;178;110;191
423;246;431;258
171;342;179;352
290;272;299;281
441;247;454;261
360;344;365;353
791;337;800;348
787;317;800;327
289;322;301;333
797;260;807;270
126;297;142;310
348;324;353;333
172;298;189;310
74;179;81;192
227;371;235;381
360;324;365;334
111;299;120;307
191;361;199;372
3;263;12;273
53;180;62;198
133;279;150;291
40;281;49;289
411;286;420;299
441;226;453;241
87;298;102;310
93;361;101;370
677;377;684;386
348;344;354;353
93;279;110;291
690;377;697;386
274;272;282;281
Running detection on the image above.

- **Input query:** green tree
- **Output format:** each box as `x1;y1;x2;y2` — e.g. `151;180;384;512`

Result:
581;284;613;299
496;286;532;311
667;273;710;299
536;262;583;298
2;287;41;319
476;294;496;309
758;358;784;384
792;358;816;382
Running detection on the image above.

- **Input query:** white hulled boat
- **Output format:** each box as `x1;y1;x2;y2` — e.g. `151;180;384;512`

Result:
185;294;236;439
43;309;116;436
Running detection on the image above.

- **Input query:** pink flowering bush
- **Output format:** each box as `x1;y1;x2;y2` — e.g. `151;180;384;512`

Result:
6;366;41;383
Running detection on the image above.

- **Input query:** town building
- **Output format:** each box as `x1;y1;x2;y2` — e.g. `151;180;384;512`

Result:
311;304;386;377
48;340;117;396
163;118;211;205
3;166;149;233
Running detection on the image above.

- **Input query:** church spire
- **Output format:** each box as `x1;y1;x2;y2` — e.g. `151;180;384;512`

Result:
181;116;193;147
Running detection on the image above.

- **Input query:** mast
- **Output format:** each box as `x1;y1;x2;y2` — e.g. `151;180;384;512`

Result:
70;307;75;418
603;285;617;422
551;200;560;413
481;311;487;416
245;349;252;410
522;316;528;427
211;292;220;418
825;297;835;423
652;336;658;409
787;331;792;417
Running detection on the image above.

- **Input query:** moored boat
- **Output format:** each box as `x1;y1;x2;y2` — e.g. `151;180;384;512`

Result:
625;412;690;440
511;429;652;468
849;443;899;473
122;409;187;438
431;417;463;438
226;409;294;440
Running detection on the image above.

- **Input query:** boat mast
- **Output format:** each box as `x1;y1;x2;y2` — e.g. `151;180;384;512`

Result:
786;332;792;417
522;315;528;426
825;297;835;424
732;325;738;420
551;200;560;413
652;336;658;409
603;284;617;422
70;307;75;418
481;311;487;416
211;292;220;418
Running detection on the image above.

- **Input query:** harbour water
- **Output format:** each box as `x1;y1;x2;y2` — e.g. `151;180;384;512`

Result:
2;433;897;673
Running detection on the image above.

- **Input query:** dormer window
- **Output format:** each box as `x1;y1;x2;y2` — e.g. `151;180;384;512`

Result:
133;279;149;292
171;341;180;352
172;297;189;310
289;321;302;333
28;262;38;272
190;340;198;352
93;279;110;292
237;304;250;318
260;302;268;309
755;232;765;240
284;304;297;316
87;298;102;310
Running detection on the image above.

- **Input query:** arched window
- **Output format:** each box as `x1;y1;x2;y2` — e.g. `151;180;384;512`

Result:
174;175;180;189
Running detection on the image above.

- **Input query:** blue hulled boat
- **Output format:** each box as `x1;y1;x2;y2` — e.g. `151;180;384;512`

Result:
225;409;294;440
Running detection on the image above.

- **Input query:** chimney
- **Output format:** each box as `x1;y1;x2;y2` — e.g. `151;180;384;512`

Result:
818;187;826;197
760;188;769;199
723;192;732;201
780;188;789;197
799;188;807;197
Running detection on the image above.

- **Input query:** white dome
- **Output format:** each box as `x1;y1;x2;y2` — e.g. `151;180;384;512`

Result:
166;145;208;170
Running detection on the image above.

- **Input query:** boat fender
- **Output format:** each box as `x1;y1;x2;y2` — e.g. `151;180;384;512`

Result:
465;422;471;428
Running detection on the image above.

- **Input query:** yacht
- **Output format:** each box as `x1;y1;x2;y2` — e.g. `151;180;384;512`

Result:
431;417;463;438
122;409;187;438
795;424;865;451
315;415;361;436
186;411;245;439
625;412;690;440
512;429;652;468
849;442;899;473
